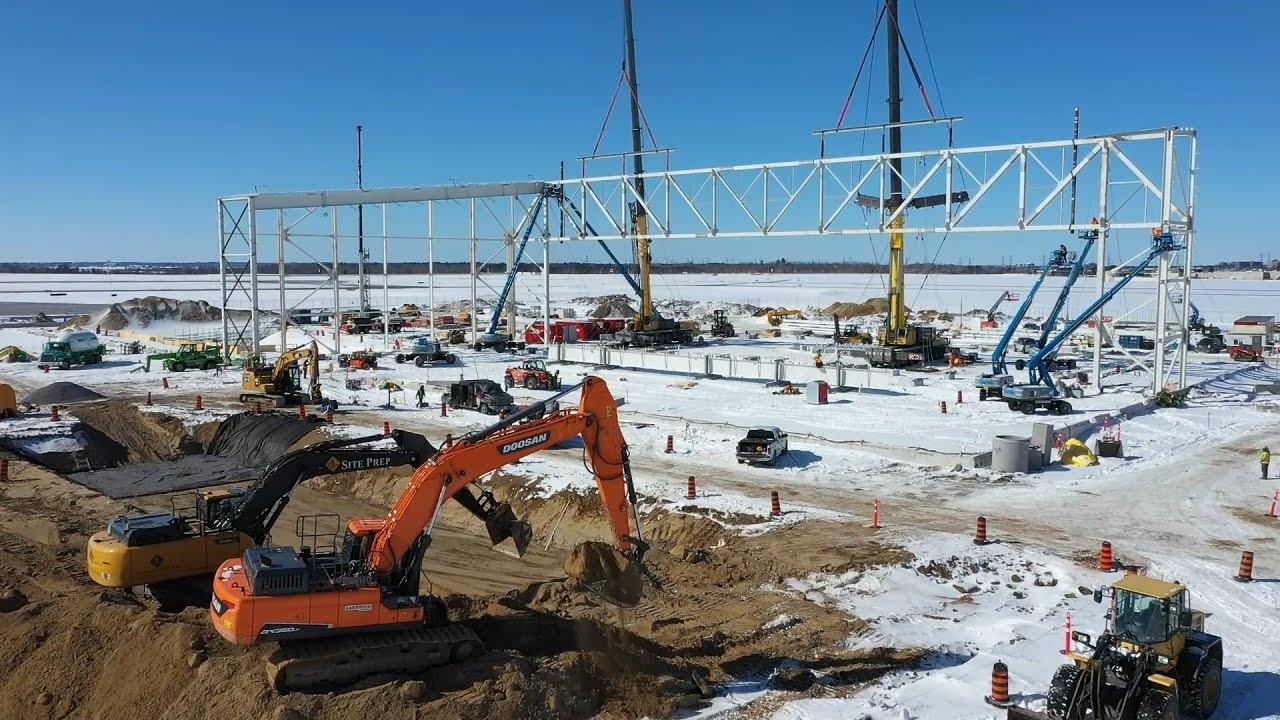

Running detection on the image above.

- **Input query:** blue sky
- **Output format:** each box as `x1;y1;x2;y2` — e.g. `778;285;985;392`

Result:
2;1;1276;264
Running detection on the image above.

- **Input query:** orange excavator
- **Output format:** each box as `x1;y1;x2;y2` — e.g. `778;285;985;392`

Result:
210;375;648;692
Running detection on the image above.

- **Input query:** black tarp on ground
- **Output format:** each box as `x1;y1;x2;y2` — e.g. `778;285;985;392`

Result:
68;412;323;499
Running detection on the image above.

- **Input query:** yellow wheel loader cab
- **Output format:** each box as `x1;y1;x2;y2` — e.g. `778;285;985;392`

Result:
86;489;252;591
1015;575;1222;720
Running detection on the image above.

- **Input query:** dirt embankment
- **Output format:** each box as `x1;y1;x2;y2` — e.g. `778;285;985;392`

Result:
0;431;928;719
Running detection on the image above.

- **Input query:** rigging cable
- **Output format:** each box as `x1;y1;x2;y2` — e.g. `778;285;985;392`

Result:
591;65;629;157
834;3;887;129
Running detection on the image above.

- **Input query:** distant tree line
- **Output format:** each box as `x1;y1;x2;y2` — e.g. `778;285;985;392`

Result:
0;258;1274;275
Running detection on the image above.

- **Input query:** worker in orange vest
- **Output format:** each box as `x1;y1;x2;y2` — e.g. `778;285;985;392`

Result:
814;352;824;369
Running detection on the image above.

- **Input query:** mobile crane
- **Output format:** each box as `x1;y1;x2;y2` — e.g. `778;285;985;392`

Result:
86;431;439;607
610;0;698;348
210;376;648;692
860;0;968;368
973;240;1080;400
1002;231;1181;413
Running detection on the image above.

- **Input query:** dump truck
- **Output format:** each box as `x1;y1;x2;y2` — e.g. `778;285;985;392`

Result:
39;330;106;369
1005;575;1221;720
145;343;224;372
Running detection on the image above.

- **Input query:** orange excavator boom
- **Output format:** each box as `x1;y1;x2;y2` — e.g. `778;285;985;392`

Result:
209;375;647;692
369;375;639;574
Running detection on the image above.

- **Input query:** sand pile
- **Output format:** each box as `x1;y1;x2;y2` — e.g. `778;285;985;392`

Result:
64;296;223;331
562;541;644;607
21;381;106;405
824;298;895;318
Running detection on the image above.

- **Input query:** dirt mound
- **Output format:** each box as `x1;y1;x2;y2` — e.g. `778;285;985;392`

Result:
63;296;223;331
824;298;895;318
591;301;637;319
66;400;199;463
21;381;106;405
563;541;644;607
49;409;323;499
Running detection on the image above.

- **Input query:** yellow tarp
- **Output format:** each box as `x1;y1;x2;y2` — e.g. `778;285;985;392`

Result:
1059;438;1098;467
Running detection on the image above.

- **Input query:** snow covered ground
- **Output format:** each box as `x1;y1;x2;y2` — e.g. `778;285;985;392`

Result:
3;271;1279;327
2;275;1278;719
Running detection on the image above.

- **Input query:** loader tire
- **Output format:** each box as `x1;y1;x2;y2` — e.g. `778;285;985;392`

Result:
171;361;186;373
1044;664;1084;719
1184;656;1221;719
1137;688;1178;720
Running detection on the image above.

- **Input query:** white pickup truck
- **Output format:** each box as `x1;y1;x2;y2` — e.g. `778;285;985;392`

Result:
736;427;789;466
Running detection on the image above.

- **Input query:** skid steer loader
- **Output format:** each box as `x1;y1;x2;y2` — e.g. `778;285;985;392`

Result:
1007;575;1222;720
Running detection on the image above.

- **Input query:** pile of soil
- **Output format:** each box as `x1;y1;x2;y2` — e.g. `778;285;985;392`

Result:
824;298;895;318
562;541;644;607
67;400;201;463
590;300;637;319
58;410;324;499
64;296;223;331
22;381;106;406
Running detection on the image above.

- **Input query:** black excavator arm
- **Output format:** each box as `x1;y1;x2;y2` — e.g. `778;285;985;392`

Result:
228;430;438;544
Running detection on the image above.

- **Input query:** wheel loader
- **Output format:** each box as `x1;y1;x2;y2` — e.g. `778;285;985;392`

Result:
1007;574;1222;720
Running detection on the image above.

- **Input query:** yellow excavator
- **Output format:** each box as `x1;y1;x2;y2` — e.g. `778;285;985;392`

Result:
240;341;323;407
766;309;806;326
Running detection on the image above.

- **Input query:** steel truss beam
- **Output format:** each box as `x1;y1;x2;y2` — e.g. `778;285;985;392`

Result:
219;127;1195;394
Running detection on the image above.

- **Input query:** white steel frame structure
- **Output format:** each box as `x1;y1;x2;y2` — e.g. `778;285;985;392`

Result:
218;182;551;359
220;125;1195;392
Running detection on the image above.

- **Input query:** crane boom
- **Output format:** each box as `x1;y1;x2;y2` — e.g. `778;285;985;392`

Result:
232;431;438;544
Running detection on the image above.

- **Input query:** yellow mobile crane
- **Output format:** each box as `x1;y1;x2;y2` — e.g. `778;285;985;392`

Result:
612;0;699;348
860;0;967;368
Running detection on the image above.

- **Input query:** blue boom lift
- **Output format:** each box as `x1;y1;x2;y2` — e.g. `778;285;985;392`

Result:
1018;220;1101;368
1001;231;1181;414
973;243;1074;399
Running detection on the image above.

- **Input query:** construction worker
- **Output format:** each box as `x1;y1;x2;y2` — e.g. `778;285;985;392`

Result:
1263;446;1271;480
814;352;824;369
415;383;427;408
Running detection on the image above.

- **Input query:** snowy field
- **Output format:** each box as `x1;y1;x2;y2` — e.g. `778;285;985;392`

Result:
1;273;1278;719
4;271;1280;327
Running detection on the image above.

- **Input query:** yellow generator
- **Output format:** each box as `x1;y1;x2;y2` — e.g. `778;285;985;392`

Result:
85;488;252;608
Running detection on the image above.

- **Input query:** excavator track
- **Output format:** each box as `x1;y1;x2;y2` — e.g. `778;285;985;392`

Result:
266;623;484;693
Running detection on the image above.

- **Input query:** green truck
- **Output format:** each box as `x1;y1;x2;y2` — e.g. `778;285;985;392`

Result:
144;343;225;372
40;330;108;370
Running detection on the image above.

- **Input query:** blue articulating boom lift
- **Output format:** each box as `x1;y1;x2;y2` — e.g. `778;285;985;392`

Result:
476;192;550;352
1001;231;1181;415
480;187;646;351
972;243;1073;400
1021;220;1101;371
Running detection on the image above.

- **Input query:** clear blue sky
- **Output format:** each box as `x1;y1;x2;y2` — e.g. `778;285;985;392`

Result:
2;1;1276;264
